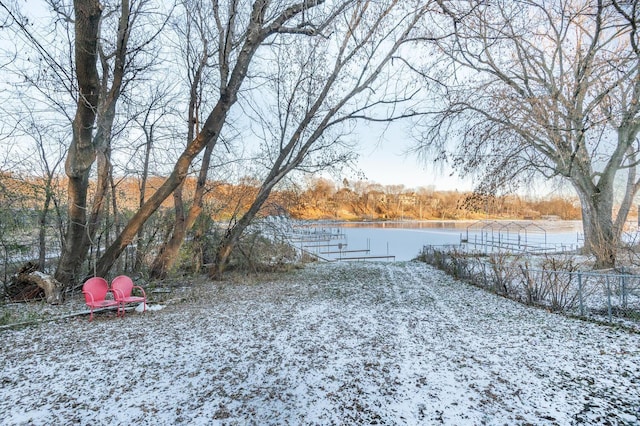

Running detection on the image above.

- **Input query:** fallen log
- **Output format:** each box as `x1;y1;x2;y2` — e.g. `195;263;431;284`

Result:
6;262;63;304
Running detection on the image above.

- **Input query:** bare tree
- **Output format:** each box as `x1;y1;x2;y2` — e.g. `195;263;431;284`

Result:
209;0;428;277
148;0;217;279
2;0;173;286
129;83;181;271
56;0;102;285
1;2;77;280
17;114;66;271
93;0;352;277
55;0;173;286
415;0;640;268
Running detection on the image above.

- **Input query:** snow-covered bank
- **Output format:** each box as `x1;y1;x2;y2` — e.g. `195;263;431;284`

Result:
1;262;639;425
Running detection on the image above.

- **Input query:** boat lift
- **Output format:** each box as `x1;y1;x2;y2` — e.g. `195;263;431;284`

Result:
462;220;552;253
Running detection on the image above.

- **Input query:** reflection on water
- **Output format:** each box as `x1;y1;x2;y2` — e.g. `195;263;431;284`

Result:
339;220;474;230
337;219;583;232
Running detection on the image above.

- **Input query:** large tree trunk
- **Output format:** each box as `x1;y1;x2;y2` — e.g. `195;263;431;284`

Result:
572;128;640;269
57;0;133;286
55;0;102;287
79;0;130;275
575;183;618;269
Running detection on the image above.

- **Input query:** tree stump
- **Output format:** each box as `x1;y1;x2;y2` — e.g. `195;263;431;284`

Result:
5;262;63;305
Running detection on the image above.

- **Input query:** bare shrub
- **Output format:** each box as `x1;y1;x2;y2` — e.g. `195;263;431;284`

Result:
616;229;640;273
518;264;548;305
543;255;583;310
486;252;522;296
517;254;585;311
448;248;472;279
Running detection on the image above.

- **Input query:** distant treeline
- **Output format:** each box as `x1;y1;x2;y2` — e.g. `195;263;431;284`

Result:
275;178;582;221
0;172;581;223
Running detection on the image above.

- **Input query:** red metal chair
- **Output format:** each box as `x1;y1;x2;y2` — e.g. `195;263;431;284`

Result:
82;277;120;321
111;275;146;316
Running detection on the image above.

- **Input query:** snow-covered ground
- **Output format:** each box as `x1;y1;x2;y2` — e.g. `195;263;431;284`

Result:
1;261;640;425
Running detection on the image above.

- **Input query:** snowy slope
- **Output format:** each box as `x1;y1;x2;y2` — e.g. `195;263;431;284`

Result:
1;262;639;425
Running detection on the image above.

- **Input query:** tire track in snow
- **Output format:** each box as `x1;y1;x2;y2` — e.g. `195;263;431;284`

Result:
401;261;640;424
386;262;505;424
403;262;574;421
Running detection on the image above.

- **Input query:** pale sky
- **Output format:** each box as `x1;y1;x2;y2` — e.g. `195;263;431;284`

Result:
2;2;473;193
349;120;473;192
356;142;472;191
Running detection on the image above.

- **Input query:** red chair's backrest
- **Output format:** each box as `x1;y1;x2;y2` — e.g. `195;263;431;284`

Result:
111;275;134;298
82;277;109;303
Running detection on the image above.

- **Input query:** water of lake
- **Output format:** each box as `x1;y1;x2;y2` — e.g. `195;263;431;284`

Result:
304;220;584;261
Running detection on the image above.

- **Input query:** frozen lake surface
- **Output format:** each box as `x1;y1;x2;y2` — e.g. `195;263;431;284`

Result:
307;220;584;261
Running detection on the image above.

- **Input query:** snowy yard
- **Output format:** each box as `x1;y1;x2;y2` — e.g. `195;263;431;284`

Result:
1;261;640;425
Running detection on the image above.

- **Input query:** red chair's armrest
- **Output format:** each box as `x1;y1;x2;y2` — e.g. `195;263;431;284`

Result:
82;290;95;304
110;288;124;300
132;285;146;298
